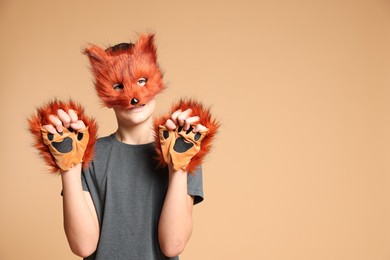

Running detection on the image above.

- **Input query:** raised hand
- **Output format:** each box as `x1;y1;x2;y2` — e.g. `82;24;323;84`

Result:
154;99;219;174
159;108;209;172
28;99;97;173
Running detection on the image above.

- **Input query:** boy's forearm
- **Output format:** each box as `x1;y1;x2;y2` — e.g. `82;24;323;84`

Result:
158;167;194;257
61;163;99;257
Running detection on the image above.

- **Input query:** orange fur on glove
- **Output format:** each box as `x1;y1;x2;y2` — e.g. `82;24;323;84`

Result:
28;99;98;174
154;99;219;174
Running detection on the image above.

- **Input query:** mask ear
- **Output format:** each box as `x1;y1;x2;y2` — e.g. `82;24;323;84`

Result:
133;33;157;62
83;45;108;65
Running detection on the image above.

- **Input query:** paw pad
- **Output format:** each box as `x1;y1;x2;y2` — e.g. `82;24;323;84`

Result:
41;127;90;171
159;125;208;171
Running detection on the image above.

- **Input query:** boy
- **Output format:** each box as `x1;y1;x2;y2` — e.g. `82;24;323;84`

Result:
30;33;217;259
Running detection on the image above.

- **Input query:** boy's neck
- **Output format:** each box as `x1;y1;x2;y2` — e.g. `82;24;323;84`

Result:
114;117;154;145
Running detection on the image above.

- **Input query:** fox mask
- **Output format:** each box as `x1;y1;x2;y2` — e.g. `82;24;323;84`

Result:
84;33;165;109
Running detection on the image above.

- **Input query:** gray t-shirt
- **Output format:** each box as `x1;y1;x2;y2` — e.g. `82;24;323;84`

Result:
81;134;204;260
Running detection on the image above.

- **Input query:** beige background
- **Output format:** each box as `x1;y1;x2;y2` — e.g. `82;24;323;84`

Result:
1;0;389;259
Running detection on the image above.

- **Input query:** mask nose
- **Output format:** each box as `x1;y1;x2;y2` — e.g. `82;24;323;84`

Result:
131;98;139;105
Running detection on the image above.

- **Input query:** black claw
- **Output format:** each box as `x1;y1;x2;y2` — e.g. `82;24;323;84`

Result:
77;132;83;141
178;126;183;132
48;133;54;141
186;126;193;134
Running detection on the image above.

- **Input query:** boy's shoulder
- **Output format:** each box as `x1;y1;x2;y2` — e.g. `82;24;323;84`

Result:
95;134;115;150
97;134;113;143
91;135;116;162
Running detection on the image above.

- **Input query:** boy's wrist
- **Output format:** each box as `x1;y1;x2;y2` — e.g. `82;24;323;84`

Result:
168;165;186;175
167;165;187;183
61;163;82;186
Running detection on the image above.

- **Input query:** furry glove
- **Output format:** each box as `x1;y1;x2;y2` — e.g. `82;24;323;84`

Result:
154;99;219;174
28;99;98;174
158;125;208;172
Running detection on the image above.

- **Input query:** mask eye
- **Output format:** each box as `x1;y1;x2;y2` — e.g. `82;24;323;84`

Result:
137;77;148;87
113;83;124;91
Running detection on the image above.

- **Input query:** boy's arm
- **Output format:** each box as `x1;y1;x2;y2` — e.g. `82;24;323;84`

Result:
156;99;218;257
157;101;214;257
61;164;100;257
158;167;194;257
28;100;99;258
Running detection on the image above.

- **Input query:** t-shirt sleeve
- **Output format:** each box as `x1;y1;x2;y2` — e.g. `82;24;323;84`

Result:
187;165;204;205
81;162;98;193
79;162;103;225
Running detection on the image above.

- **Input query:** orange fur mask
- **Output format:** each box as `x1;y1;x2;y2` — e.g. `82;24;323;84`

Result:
83;33;165;109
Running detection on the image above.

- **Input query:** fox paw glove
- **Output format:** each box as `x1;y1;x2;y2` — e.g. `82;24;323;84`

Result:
159;125;207;172
154;99;219;174
41;127;90;171
28;99;98;174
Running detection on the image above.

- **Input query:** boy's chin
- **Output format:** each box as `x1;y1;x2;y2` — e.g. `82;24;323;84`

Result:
128;112;152;124
116;112;151;127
